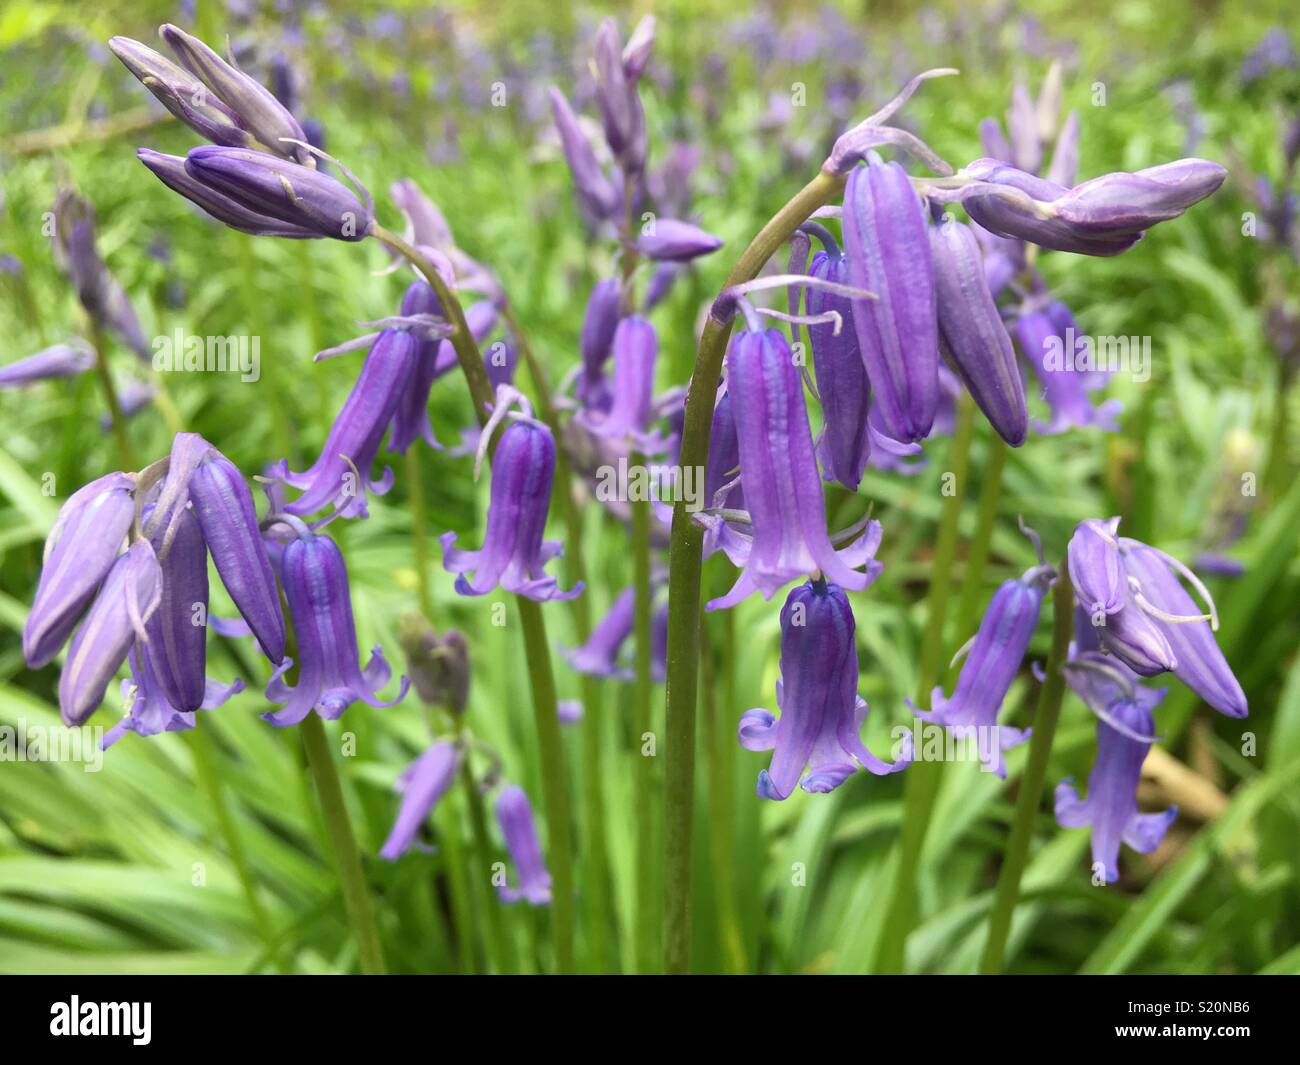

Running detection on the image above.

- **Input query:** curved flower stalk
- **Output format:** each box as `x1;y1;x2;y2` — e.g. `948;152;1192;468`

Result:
379;741;462;860
495;784;553;905
1055;661;1176;883
738;580;909;799
1066;518;1246;717
706;328;884;610
104;644;244;749
440;392;583;602
263;529;409;726
911;562;1056;778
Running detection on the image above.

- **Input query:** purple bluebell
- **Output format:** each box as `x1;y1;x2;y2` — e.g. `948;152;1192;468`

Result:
1017;310;1121;433
495;784;552;905
59;542;163;726
104;645;244;749
707;329;883;610
188;449;287;663
1056;663;1175;883
577;315;657;443
24;472;137;669
264;532;408;726
842;158;938;443
141;506;209;713
440;417;582;601
911;564;1056;777
636;218;724;263
183;146;372;241
592;18;647;173
279;328;418;518
960;156;1227;256
577;278;621;405
929;216;1028;446
548;87;619;220
738;580;908;799
379;741;461;860
399;616;471;713
0;343;94;388
1068;517;1126;620
806;245;871;490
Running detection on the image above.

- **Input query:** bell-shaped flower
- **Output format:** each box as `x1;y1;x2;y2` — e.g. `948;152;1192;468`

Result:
379;741;462;860
1017;310;1121;433
495;784;553;905
842;157;938;442
738;580;909;799
548;87;620;220
1056;660;1176;883
707;329;883;610
577;278;622;407
0;342;94;388
912;564;1056;777
104;644;244;749
575;315;658;446
59;542;163;727
141;506;210;713
635;218;723;263
263;531;409;726
440;394;582;602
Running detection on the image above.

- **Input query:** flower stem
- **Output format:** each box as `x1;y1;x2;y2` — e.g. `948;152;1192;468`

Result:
870;393;975;973
87;321;133;469
979;562;1073;974
405;447;435;619
186;727;288;973
517;597;576;974
663;169;846;974
954;434;1008;645
459;752;516;974
300;713;386;974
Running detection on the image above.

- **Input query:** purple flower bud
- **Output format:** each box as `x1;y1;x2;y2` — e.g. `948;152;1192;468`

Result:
913;568;1053;777
379;741;461;860
642;261;681;311
566;586;636;678
807;250;872;489
104;645;243;749
636;218;723;262
707;329;884;610
842;159;938;442
578;278;622;402
1068;518;1125;619
929;217;1028;446
495;784;552;905
1096;596;1179;678
24;472;136;669
1118;541;1246;717
281;328;418;517
621;15;656;82
979;117;1012;164
184;146;372;241
264;532;408;726
548;87;619;220
158;24;310;163
962;156;1227;256
592;18;646;172
188;451;286;663
138;149;318;238
1045;111;1081;188
142;507;209;713
440;420;582;602
399;616;471;713
1007;84;1042;174
738;580;908;799
59;541;162;726
109;35;250;149
0;343;94;389
1056;683;1175;883
577;315;657;442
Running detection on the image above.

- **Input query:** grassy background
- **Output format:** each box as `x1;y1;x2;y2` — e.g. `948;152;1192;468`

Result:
0;0;1298;974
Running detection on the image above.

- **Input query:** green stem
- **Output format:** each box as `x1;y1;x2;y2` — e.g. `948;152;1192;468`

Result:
871;394;976;973
437;766;477;974
300;714;386;974
517;598;576;974
663;170;846;974
630;449;659;973
187;727;288;973
88;322;133;469
979;563;1073;974
406;447;435;619
460;756;515;974
954;434;1008;646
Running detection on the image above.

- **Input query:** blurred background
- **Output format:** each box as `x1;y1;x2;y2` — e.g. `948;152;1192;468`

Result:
1;0;1297;975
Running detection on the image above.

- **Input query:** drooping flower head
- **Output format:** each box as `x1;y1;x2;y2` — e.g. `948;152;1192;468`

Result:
1056;654;1176;883
379;741;461;861
104;644;244;749
495;784;552;905
440;389;582;602
707;329;883;610
0;342;94;389
399;615;471;714
738;580;909;799
263;529;409;726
